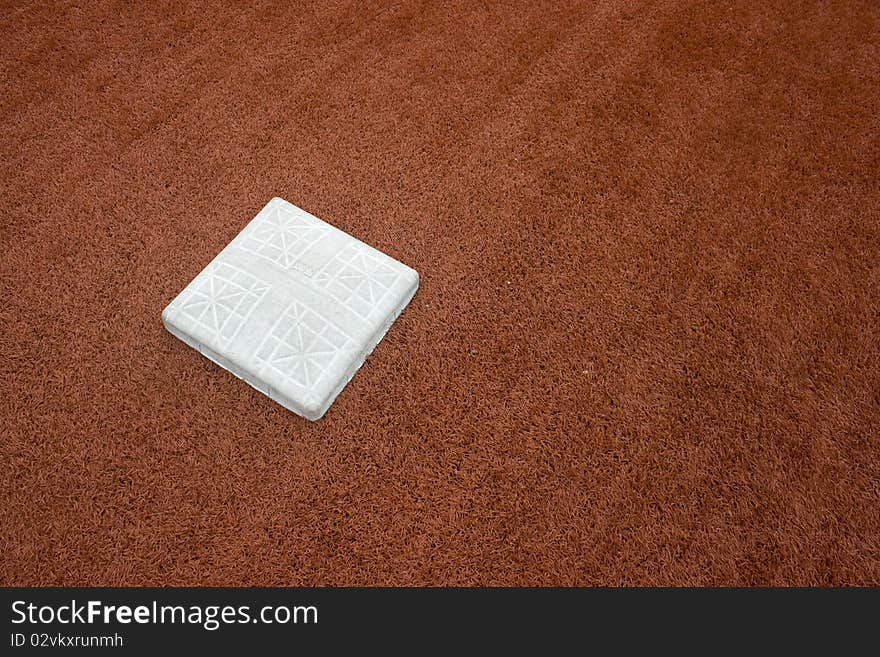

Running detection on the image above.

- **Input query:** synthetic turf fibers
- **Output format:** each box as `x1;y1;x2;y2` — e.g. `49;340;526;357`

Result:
1;2;878;586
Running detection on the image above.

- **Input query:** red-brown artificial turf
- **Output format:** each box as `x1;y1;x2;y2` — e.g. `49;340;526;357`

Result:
1;1;878;586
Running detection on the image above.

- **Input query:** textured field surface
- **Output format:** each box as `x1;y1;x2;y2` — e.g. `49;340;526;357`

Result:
2;1;878;585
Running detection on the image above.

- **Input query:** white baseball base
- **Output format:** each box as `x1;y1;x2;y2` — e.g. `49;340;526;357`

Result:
162;197;419;420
